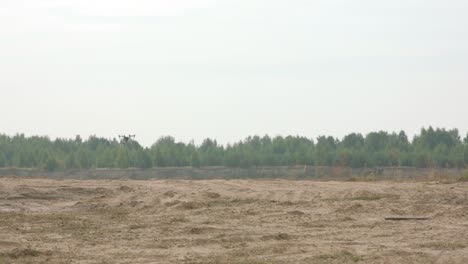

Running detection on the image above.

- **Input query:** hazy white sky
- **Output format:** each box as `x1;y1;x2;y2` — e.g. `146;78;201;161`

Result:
1;0;467;146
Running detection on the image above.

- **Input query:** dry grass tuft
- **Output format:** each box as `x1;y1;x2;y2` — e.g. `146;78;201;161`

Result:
457;170;468;182
288;210;305;216
204;192;221;199
351;195;385;201
163;190;177;198
0;247;49;259
262;233;292;241
418;241;466;250
315;250;363;262
177;201;205;210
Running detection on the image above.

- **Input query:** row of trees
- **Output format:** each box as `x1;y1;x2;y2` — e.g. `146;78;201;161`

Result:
0;127;467;171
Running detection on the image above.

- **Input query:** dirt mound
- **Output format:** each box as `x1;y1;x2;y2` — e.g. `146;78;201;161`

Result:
163;190;177;198
118;185;133;193
204;191;221;199
177;201;206;210
288;210;305;216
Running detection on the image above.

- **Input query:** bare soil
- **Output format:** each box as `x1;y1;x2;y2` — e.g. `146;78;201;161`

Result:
0;178;467;263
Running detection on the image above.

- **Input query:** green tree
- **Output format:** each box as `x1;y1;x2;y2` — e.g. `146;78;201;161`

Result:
44;157;59;172
0;152;5;167
0;127;466;170
342;133;364;149
315;136;336;166
77;148;92;169
95;149;115;168
433;143;449;167
65;153;79;169
135;149;152;169
117;148;129;169
191;151;200;168
464;144;468;166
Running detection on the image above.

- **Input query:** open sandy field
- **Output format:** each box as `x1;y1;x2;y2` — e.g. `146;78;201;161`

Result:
0;178;467;263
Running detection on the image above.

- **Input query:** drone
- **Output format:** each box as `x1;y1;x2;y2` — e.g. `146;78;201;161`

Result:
118;134;135;144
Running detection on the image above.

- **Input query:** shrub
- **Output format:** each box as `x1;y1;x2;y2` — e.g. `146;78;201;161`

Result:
458;170;468;182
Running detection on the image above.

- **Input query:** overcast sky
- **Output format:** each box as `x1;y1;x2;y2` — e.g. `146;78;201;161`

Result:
1;0;467;146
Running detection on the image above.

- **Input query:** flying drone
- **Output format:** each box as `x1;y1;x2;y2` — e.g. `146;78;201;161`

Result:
119;134;135;144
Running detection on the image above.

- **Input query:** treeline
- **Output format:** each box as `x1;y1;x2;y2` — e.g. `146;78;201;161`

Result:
0;127;467;171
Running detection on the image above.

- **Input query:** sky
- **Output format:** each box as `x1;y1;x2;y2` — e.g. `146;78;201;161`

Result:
1;0;467;146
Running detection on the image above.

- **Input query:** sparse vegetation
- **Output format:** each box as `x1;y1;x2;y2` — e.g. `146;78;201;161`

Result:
207;198;258;207
1;178;468;263
418;242;466;250
0;247;45;259
177;201;205;210
315;250;363;262
351;195;385;201
261;233;291;241
167;215;189;223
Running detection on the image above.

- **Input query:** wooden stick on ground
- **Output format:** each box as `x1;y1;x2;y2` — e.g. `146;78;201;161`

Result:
385;216;430;221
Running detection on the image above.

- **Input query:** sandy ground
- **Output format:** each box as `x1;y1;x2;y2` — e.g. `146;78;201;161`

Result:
0;178;467;264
